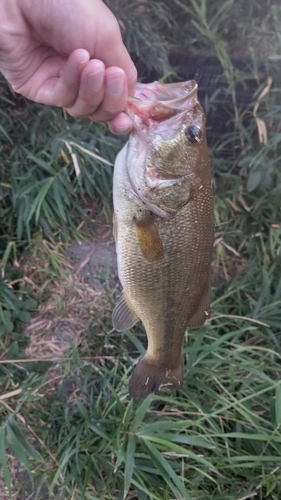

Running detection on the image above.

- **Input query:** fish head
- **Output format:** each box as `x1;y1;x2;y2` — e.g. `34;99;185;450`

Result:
125;80;210;216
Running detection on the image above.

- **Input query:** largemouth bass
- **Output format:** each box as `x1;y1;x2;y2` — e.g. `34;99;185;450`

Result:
112;80;214;400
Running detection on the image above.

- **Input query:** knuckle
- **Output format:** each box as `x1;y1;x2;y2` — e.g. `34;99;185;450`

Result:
103;97;125;116
105;18;121;38
66;99;98;118
65;106;86;118
89;109;112;122
61;98;75;109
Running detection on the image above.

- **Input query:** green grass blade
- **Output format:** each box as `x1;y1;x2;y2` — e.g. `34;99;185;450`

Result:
0;428;11;495
142;439;191;500
123;434;136;499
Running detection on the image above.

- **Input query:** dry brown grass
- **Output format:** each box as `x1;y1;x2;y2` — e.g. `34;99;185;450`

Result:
21;226;116;362
24;274;101;361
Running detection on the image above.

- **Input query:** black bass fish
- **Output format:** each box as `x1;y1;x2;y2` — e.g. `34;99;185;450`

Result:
112;80;214;399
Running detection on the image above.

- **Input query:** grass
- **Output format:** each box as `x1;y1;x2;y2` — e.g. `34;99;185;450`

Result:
1;304;281;499
1;0;281;498
0;81;119;247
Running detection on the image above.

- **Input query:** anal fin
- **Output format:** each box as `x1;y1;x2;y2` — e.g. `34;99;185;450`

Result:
112;291;139;332
187;287;211;328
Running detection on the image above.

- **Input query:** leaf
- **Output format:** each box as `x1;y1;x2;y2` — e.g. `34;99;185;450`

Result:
87;424;110;442
0;241;17;272
124;330;146;355
22;148;57;174
75;397;89;418
6;422;31;471
247;170;262;192
18;311;31;324
131;395;154;431
209;0;234;30
141;435;216;470
123;434;136;499
275;384;281;427
0;123;13;145
25;177;54;225
7;418;44;464
0;429;11;495
142;439;190;500
21;298;37;310
52;181;67;222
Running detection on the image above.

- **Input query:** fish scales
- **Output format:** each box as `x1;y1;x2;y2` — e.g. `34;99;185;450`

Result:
112;80;214;399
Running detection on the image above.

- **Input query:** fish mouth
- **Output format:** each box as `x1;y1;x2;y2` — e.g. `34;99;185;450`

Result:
125;80;200;218
126;80;198;123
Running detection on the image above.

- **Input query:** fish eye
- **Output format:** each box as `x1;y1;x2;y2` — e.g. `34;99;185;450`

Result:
185;124;203;144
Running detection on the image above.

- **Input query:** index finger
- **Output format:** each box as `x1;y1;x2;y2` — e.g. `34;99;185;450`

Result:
95;41;137;96
93;10;137;95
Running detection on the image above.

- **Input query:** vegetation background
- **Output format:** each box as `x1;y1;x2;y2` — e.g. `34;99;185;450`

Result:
0;0;281;498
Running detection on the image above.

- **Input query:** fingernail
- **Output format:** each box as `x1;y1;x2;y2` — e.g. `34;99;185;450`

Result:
116;126;131;135
79;50;90;64
106;73;124;96
88;70;104;92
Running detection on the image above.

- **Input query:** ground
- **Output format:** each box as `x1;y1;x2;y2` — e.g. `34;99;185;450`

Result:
1;232;119;500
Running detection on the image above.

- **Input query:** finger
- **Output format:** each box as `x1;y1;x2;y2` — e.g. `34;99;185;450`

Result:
24;48;90;106
95;39;137;97
65;59;105;117
108;113;134;135
52;48;90;107
93;10;137;96
88;67;128;122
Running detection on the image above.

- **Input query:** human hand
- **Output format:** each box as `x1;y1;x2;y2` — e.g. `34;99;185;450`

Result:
0;0;137;134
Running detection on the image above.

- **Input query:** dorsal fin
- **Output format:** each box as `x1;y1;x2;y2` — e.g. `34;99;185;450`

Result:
187;287;211;328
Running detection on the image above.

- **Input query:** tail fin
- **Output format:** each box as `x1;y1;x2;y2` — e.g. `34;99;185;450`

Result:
129;356;183;400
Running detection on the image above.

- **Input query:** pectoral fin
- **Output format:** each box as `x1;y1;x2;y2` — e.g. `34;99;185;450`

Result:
187;287;211;328
133;212;164;263
112;291;139;332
